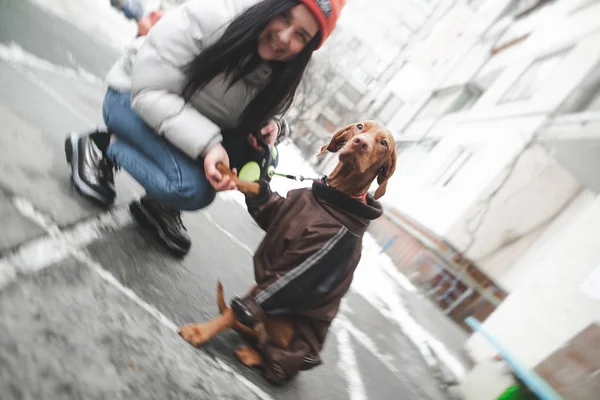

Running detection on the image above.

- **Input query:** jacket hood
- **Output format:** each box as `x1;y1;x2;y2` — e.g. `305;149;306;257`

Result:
312;181;383;234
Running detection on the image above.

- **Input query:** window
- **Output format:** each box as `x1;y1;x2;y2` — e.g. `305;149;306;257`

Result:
586;92;600;112
559;60;600;113
500;50;568;103
352;67;376;87
333;93;355;113
291;123;310;139
570;0;599;15
321;68;336;83
339;82;363;104
451;85;482;112
347;36;363;52
502;0;554;19
361;53;386;76
395;139;440;176
432;147;473;187
415;85;482;121
316;114;336;133
471;68;504;92
329;98;351;120
377;93;405;124
492;1;555;55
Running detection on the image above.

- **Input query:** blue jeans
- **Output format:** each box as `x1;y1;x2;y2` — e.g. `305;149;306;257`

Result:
122;0;144;21
102;88;274;211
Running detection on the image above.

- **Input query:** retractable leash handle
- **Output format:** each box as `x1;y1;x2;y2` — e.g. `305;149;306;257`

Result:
238;131;278;183
237;131;323;184
216;162;261;197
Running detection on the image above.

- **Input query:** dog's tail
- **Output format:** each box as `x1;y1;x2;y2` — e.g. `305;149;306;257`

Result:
216;280;259;340
217;280;227;314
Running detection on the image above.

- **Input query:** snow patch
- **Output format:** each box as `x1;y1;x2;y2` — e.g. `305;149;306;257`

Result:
352;234;467;379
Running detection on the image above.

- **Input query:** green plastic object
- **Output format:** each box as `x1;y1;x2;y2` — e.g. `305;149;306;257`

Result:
238;161;261;182
497;385;535;400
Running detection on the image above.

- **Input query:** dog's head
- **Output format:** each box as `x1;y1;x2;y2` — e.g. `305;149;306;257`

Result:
318;121;396;199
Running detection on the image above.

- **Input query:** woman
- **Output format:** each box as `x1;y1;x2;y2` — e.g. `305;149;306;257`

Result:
65;0;345;256
110;0;144;21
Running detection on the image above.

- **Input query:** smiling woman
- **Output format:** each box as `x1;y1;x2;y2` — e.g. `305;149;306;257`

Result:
64;0;346;256
257;6;320;61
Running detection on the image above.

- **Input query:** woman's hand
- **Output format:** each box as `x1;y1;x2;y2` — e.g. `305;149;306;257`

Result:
247;119;279;151
260;119;279;145
204;144;237;192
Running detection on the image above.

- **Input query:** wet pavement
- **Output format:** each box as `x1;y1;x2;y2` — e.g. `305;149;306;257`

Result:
0;1;461;399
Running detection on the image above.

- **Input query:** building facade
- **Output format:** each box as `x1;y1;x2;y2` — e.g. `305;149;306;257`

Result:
299;0;600;398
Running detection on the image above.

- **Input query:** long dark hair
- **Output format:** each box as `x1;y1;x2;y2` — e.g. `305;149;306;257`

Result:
182;0;321;133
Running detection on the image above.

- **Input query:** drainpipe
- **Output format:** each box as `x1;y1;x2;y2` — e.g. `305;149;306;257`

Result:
465;317;564;400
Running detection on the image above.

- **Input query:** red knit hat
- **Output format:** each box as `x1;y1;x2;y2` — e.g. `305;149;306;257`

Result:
298;0;346;48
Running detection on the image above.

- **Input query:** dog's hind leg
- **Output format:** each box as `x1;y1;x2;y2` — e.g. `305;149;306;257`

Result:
179;308;235;347
235;346;263;367
216;281;259;340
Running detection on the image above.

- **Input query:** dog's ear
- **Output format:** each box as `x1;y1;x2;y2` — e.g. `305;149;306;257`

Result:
374;145;397;200
317;125;353;158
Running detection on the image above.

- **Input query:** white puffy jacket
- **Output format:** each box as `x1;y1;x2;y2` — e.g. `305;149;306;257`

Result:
106;0;285;160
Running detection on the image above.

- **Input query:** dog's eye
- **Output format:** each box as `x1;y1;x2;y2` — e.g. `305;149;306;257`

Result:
356;123;364;130
380;139;388;148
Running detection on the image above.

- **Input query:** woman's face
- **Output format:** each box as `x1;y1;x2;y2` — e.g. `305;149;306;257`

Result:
257;4;320;61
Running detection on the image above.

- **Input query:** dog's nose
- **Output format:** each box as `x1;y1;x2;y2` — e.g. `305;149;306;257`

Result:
352;136;371;152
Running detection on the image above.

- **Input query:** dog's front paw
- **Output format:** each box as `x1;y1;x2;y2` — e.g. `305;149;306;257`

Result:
178;324;208;347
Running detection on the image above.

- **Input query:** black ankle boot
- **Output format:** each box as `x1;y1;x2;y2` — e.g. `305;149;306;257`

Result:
129;195;191;256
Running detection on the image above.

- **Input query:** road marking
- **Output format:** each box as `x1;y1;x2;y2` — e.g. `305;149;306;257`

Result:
201;214;451;399
336;327;368;400
3;192;456;399
335;315;401;375
0;41;103;84
2;196;409;400
0;49;95;127
2;197;275;400
203;212;254;255
1;201;131;288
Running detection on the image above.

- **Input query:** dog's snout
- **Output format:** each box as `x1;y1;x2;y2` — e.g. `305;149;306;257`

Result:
352;136;371;152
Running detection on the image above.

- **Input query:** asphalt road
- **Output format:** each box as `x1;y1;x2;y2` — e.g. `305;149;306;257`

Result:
0;1;454;399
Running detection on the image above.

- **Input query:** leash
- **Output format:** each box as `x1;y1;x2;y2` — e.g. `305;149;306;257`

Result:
240;135;368;201
239;131;323;183
274;172;365;202
272;172;323;182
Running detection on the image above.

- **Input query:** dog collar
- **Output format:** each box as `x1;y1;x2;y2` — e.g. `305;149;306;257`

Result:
350;192;368;202
321;177;367;202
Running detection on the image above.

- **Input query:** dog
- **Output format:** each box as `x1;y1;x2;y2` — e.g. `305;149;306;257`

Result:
179;120;396;383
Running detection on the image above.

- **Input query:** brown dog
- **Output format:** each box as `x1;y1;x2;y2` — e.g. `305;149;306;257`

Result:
317;120;396;199
179;120;396;382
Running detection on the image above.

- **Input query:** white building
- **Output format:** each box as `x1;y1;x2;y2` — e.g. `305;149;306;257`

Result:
354;0;600;398
289;0;452;155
